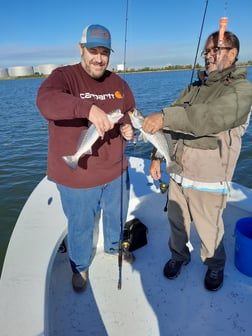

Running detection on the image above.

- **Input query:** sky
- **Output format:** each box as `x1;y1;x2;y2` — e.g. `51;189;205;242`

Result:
0;0;251;69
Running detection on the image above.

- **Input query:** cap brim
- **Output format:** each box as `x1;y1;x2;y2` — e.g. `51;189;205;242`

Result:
84;42;114;52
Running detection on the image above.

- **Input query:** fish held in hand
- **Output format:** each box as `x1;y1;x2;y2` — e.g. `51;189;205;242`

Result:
128;108;182;174
62;109;123;169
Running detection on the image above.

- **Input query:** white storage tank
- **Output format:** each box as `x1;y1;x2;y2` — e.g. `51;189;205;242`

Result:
33;65;40;75
0;68;9;77
37;64;62;75
8;66;34;77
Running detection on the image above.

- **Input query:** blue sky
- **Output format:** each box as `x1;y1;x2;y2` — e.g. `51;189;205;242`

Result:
0;0;251;69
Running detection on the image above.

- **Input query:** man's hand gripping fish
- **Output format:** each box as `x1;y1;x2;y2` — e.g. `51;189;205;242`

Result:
128;108;182;174
62;109;123;169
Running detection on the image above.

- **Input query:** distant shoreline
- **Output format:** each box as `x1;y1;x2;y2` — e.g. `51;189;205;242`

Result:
0;63;251;80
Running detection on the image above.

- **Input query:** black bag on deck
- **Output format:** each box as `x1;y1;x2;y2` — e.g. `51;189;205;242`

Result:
123;218;148;252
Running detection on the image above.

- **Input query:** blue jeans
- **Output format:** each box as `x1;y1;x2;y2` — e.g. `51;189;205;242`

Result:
57;171;130;273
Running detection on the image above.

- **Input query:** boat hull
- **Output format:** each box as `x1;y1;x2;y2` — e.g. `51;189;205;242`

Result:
1;157;252;336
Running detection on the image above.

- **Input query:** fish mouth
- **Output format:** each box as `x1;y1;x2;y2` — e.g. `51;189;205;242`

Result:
128;108;137;116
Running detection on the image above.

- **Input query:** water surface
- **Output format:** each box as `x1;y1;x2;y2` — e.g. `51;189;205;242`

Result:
1;68;251;274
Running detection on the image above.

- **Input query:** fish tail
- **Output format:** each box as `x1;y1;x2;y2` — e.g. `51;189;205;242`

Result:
166;161;183;175
62;155;78;169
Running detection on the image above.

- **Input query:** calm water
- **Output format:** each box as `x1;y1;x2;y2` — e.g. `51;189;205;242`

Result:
1;68;252;274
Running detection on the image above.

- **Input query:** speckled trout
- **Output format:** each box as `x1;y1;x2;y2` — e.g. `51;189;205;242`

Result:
128;108;182;174
62;109;123;169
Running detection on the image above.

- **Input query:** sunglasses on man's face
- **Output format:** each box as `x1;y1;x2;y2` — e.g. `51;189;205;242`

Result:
201;46;233;56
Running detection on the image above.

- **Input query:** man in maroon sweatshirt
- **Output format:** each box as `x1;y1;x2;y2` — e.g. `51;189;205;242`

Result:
37;24;135;292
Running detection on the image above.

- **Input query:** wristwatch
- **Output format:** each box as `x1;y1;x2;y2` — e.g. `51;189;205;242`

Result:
150;148;165;161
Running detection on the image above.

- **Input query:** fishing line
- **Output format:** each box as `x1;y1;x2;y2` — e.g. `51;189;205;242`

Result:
118;0;130;290
189;0;209;89
224;0;228;16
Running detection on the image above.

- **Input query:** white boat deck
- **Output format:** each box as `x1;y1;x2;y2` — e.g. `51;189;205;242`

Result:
1;157;252;336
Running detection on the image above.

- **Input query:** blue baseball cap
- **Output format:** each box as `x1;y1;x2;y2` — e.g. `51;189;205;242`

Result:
81;24;113;51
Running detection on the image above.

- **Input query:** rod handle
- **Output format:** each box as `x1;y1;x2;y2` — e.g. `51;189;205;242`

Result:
218;17;228;47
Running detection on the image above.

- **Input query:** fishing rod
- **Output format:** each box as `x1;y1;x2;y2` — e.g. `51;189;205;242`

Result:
189;0;230;88
189;0;209;89
118;0;130;290
218;1;229;48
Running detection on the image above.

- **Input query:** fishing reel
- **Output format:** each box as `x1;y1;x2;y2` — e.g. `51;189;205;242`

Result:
121;239;130;251
121;228;134;261
121;238;135;264
158;179;169;213
159;179;169;193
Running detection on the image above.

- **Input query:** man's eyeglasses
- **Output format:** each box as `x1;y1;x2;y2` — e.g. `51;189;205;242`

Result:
201;46;233;56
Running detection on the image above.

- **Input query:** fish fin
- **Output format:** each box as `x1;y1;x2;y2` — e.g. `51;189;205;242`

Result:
83;149;92;155
164;132;175;157
62;156;78;170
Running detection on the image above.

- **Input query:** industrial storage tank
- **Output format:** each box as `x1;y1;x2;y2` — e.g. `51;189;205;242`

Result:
8;66;34;77
0;68;9;78
36;64;62;75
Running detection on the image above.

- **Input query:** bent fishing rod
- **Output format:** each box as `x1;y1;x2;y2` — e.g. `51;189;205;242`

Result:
189;0;229;89
189;0;209;89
